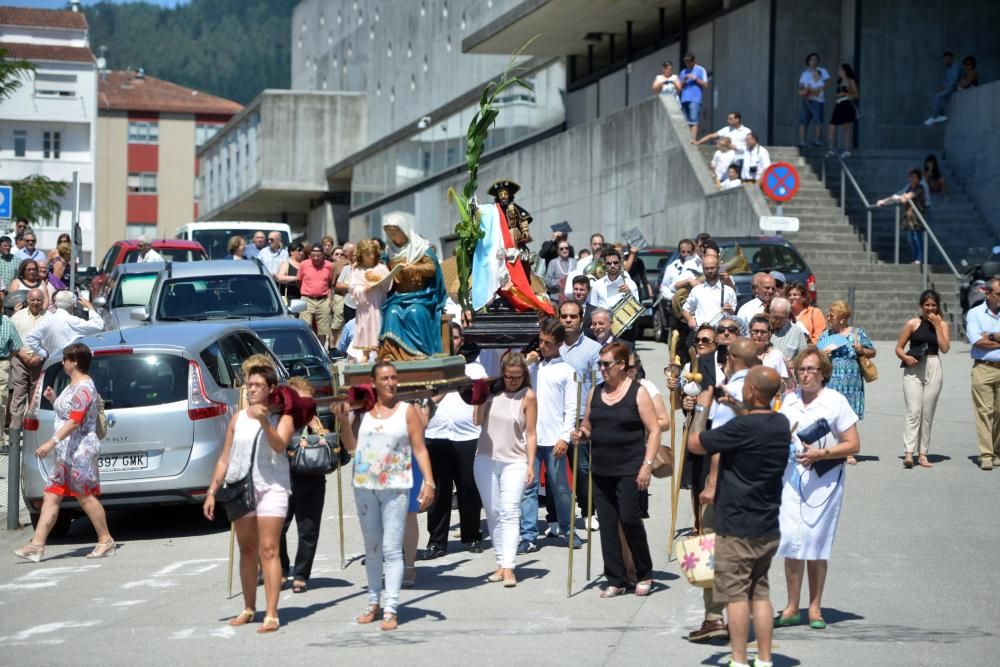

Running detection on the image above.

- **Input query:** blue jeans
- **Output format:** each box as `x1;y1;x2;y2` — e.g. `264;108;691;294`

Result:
355;486;408;613
908;229;924;263
931;89;953;117
520;446;573;541
681;100;701;125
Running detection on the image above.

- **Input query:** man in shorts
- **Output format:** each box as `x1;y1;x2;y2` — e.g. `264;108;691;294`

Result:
679;52;709;140
687;366;789;667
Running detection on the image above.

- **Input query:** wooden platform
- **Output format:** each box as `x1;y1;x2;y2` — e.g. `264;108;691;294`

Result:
335;355;472;401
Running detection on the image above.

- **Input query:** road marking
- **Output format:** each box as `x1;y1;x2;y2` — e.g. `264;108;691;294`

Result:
123;558;228;589
0;620;101;645
0;565;101;592
111;600;147;608
170;625;235;640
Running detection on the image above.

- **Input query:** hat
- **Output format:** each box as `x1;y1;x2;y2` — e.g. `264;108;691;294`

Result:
487;179;521;198
769;270;786;286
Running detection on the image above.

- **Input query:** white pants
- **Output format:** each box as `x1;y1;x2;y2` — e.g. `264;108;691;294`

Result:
902;355;943;455
474;456;527;569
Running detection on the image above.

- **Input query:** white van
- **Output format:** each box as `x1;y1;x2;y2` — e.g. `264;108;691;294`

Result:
174;222;293;260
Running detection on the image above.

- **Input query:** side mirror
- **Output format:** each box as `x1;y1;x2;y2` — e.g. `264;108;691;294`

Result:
287;298;306;314
92;297;107;308
129;306;149;322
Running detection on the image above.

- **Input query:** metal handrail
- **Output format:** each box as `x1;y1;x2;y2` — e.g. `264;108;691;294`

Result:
906;202;962;289
834;156;876;258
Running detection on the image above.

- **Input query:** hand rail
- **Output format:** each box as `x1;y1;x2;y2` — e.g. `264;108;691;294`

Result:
906;201;962;289
835;156;876;257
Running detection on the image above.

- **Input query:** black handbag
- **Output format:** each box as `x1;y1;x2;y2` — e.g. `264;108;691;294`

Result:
218;427;261;522
288;427;351;476
796;418;840;477
901;342;929;367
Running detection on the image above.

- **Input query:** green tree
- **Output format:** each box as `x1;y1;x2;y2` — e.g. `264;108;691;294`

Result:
0;49;66;225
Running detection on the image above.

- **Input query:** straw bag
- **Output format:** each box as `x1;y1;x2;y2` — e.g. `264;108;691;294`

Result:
858;355;878;383
675;512;715;588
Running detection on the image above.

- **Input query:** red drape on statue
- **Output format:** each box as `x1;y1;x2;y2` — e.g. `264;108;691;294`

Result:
495;203;554;315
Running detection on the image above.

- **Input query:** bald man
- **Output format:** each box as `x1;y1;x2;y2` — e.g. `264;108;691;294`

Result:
736;272;777;334
687;365;788;667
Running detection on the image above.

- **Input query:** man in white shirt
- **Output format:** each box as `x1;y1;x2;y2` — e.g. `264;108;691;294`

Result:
682;253;737;331
736;272;777;334
244;231;266;259
590;248;640;341
135;236;163;263
741;133;771;182
693;111;753;171
23;291;103;364
589;307;633;351
13;232;44;263
659;239;697;302
422;323;488;559
519;319;581;553
256;232;288;275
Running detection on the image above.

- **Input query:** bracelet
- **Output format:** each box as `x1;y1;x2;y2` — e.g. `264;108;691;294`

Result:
643;459;654;467
423;480;436;489
693;405;707;413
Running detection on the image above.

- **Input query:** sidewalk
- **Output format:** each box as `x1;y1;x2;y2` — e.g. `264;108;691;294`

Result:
0;448;30;535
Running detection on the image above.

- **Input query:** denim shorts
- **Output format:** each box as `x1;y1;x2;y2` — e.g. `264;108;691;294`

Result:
799;100;823;124
681;100;701;125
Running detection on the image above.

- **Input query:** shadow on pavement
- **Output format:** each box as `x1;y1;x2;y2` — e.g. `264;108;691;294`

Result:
49;504;228;546
702;653;802;666
852;455;880;463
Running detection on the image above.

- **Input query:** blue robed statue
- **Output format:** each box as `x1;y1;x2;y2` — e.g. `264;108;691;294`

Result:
377;211;447;361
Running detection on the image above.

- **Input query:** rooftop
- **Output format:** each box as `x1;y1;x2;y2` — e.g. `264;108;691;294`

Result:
0;40;93;63
98;70;243;116
0;7;88;31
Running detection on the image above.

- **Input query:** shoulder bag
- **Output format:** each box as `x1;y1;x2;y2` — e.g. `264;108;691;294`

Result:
287;424;350;476
675;508;715;588
218;427;261;522
851;330;878;383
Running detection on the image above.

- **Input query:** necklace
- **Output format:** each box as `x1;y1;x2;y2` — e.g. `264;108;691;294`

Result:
602;379;629;401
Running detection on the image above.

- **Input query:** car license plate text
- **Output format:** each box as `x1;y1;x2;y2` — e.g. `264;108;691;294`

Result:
97;453;148;472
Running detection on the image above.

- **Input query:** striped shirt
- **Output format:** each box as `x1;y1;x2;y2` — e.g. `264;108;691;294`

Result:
0;315;23;360
0;254;17;291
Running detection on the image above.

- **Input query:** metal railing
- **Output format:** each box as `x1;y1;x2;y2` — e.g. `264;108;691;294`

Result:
905;202;962;289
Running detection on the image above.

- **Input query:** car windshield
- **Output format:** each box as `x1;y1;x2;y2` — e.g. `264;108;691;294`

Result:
256;329;329;380
191;229;291;259
41;353;188;410
721;243;807;274
112;274;157;307
157;275;283;320
123;248;205;263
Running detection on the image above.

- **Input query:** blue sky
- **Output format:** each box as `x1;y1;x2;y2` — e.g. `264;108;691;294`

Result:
10;1;188;8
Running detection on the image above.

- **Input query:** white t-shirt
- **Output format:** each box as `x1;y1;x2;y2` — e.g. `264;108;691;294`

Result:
760;346;789;378
736;297;764;333
798;67;831;102
589;273;639;310
742;144;771;181
682;280;737;326
338;265;356;309
718;125;752;158
721;179;743;190
711;149;737;182
530;357;578;448
424;362;488;441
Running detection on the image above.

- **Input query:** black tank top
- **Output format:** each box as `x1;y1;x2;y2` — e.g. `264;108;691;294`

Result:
589;379;646;476
908;317;939;355
283;262;301;300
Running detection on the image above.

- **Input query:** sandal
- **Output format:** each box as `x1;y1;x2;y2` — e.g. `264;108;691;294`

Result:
634;579;653;597
503;573;517;588
257;616;280;634
86;540;117;559
486;571;504;583
356;604;381;624
918;455;934;469
381;611;398;631
13;542;45;563
600;585;627;598
903;455;914;469
292;580;307;594
228;608;256;626
846;456;858;465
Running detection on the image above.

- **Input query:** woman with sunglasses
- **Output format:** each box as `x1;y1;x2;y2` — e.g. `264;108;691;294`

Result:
473;353;536;587
8;259;49;309
574;342;660;597
46;233;71;263
774;346;860;631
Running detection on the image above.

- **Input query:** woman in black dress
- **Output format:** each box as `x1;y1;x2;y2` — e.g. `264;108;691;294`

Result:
826;63;859;158
275;241;304;303
573;342;661;597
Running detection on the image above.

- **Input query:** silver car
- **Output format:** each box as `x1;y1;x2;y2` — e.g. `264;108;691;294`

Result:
94;261;164;331
20;322;286;535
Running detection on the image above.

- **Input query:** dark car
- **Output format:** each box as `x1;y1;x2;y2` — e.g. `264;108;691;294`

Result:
630;246;675;339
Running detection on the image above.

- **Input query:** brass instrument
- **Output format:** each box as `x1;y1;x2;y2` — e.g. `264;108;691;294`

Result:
720;243;752;276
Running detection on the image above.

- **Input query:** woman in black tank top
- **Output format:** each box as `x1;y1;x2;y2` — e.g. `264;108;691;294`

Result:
276;242;304;302
894;290;950;468
575;342;661;597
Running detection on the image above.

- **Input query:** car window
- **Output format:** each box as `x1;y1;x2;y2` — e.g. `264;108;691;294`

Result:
734;244;807;273
113;273;158;307
200;341;234;388
156;275;282;320
218;335;252;384
41;353;188;410
257;329;325;361
99;246;119;274
122;248;205;263
192;229;291;260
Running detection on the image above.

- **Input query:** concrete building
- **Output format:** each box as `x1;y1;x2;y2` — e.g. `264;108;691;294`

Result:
95;69;241;251
0;5;96;260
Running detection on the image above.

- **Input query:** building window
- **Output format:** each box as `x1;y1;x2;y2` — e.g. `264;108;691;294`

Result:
195;123;220;148
127;172;158;194
126;223;157;239
13;130;26;157
34;72;77;97
128;121;159;144
43;131;61;159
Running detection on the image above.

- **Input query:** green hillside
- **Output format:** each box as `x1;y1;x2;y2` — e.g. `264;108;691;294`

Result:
84;0;298;105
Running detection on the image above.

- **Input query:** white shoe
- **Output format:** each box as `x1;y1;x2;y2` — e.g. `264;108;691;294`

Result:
923;117;937;126
589;515;600;532
544;522;561;538
824;150;836;158
934;115;947;123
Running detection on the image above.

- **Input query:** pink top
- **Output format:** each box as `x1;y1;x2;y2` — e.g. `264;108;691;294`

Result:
476;388;528;464
297;260;333;298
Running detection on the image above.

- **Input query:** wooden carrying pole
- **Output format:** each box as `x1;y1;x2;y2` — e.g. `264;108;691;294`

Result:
666;330;684;559
333;372;347;569
566;372;584;597
585;370;596;581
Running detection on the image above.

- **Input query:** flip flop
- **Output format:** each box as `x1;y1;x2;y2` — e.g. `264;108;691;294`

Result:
292;580;307;594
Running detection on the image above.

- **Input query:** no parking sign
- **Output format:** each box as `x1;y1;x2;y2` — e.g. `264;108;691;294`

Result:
760;162;800;203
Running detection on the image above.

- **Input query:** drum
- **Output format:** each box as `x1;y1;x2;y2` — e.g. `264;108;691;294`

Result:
610;293;644;337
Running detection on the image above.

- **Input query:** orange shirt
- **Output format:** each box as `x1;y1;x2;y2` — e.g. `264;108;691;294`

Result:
297;260;333;298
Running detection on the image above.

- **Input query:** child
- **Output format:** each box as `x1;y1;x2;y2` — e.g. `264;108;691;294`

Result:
721;165;743;190
710;136;736;185
349;239;391;362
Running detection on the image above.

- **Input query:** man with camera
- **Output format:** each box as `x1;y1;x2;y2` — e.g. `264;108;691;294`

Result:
740;133;771;183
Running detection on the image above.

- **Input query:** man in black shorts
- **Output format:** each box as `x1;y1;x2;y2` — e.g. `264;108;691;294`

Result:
687;366;789;667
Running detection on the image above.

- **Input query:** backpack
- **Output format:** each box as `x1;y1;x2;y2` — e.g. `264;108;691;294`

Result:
95;396;108;440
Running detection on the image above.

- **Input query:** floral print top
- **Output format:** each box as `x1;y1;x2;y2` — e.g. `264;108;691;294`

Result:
352;402;413;490
45;378;102;497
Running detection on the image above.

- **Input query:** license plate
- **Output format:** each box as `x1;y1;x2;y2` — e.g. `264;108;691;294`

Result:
97;453;149;472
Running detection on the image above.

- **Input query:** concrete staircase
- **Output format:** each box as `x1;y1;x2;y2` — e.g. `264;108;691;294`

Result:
697;145;962;339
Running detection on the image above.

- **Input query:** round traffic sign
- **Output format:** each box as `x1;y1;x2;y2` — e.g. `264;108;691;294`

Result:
760;162;800;203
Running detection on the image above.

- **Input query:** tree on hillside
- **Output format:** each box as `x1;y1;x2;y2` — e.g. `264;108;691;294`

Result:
0;50;67;225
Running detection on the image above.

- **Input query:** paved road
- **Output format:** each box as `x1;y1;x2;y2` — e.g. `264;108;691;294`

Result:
0;339;996;666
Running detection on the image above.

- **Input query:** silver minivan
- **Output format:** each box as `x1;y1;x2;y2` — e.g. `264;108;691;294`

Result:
20;322;286;535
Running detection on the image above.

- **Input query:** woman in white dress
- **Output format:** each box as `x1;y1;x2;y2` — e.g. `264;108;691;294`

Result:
774;346;860;630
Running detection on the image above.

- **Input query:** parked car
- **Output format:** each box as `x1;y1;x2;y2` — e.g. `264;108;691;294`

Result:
90;239;207;298
174;221;292;260
20;322;287;535
130;259;306;324
631;246;675;338
245;318;334;428
93;262;164;330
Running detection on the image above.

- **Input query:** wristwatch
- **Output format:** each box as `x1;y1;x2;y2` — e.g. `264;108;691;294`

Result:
694;405;707;413
990;333;998;343
643;459;654;467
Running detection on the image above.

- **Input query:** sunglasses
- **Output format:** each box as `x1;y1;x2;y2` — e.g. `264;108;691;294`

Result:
598;360;620;369
695;337;715;345
716;325;739;333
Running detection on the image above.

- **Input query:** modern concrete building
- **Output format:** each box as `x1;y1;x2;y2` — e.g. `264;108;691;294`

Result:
0;5;97;260
95;69;241;251
285;0;998;254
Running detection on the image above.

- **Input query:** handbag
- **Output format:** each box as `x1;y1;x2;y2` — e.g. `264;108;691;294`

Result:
650;444;674;479
797;418;839;477
287;425;351;476
675;510;715;588
218;427;261;522
850;330;878;383
901;342;929;367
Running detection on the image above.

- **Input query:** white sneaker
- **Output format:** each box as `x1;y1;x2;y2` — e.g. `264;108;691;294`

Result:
824;150;836;158
544;522;561;538
923;116;937;126
935;115;948;123
589;515;600;532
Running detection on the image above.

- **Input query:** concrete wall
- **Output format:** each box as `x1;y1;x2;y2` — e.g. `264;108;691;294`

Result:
712;0;771;142
95;112;128;252
156;114;196;236
944;81;1000;244
352;95;770;255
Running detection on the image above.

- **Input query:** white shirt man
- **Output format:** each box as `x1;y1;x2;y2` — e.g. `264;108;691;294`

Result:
696;112;753;163
682;256;736;328
659;241;697;300
244;231;266;259
24;292;104;361
737;273;778;334
13;234;44;263
589;250;639;311
256;233;288;274
136;236;163;263
741;134;771;182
